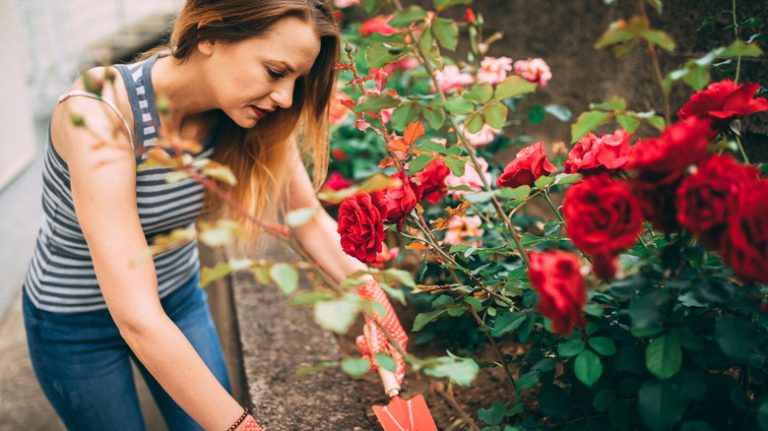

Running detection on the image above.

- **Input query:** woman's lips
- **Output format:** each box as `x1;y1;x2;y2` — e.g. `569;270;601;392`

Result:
250;105;267;119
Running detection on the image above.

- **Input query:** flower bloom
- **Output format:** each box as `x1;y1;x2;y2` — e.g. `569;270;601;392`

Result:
528;250;586;336
496;142;557;188
338;193;387;263
443;215;484;247
463;8;476;24
630;172;684;233
331;148;347;161
328;89;353;125
564;129;631;175
323;171;352;191
677;154;760;248
626;117;712;177
416;158;450;203
563;174;643;257
513;58;552;87
360;15;398;36
460;123;500;147
721;180;768;283
372;171;422;229
678;79;768;125
370;243;400;268
445;157;492;197
333;0;359;7
435;65;474;92
477;56;513;85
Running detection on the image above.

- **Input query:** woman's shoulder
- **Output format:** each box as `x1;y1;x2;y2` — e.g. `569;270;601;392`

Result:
50;66;135;166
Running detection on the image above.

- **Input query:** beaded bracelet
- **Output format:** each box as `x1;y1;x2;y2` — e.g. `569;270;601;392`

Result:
226;407;250;431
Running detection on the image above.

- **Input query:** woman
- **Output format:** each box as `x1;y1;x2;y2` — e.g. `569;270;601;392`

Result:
22;1;400;429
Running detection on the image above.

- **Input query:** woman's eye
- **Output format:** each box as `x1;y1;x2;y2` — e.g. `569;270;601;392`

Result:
266;68;285;80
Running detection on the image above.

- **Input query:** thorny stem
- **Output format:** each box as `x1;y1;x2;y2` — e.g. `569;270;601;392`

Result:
433;382;481;431
732;0;742;84
542;189;566;226
391;0;530;267
468;307;517;399
638;0;672;126
734;133;750;163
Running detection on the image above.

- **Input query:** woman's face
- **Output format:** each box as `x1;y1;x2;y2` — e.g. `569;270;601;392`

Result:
199;16;322;129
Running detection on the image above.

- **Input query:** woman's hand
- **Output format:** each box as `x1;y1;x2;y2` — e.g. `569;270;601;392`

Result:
355;280;409;385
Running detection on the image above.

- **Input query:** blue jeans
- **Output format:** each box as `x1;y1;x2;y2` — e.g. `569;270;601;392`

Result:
22;272;232;431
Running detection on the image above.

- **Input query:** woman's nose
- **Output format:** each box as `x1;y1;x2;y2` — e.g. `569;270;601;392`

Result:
270;81;294;110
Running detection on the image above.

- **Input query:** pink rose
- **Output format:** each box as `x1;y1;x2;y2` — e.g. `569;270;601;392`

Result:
435;65;474;92
360;15;398;36
460;124;500;147
444;215;484;247
477;56;513;85
323;171;353;191
445;158;492;198
564;129;631;175
513;58;552;87
333;0;359;7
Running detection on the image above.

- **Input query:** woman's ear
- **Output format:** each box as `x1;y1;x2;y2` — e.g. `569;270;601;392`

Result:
196;12;223;56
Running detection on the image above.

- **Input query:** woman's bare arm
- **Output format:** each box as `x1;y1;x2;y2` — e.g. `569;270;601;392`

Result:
53;77;245;430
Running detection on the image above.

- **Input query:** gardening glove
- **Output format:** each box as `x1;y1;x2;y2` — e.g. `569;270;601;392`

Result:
355;280;409;385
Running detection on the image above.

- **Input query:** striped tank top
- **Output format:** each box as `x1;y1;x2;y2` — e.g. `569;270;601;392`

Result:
23;53;215;313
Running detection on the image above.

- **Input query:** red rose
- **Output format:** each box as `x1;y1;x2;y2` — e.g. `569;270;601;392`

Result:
373;171;422;229
331;148;348;161
721;180;768;283
360;15;398;36
323;171;353;191
630;172;683;233
626;118;712;177
564;129;631;175
563;174;643;256
592;253;618;282
528;251;586;336
496;142;558;188
464;8;477;24
337;193;387;263
676;154;759;247
415;159;450;203
678;79;768;125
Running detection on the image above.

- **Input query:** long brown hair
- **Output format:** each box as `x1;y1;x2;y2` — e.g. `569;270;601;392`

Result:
147;0;339;248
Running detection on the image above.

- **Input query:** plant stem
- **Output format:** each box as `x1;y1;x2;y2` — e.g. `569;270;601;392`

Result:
638;0;672;125
732;0;742;84
734;133;750;163
433;383;481;431
468;307;517;399
542;189;566;226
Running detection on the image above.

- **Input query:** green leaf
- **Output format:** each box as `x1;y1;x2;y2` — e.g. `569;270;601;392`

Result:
465;112;485;133
590;96;627;111
446;96;474;114
375;353;396;372
465;84;494;104
269;263;299;295
407;154;434;174
682;65;710;91
340;358;371;377
528;104;546;125
589;337;618;356
534;175;556;189
365;43;407;68
715;315;757;361
593;388;616;412
645;335;682;379
616;113;641;133
553;173;583;186
574;350;602;386
389;5;427;28
431;17;459;51
491;311;527;337
516;370;540;391
642;29;676;52
379;268;416;288
478;402;506;426
391;104;417;130
595;22;636;49
445;157;466;176
571;111;613;143
497;185;531;201
424;354;480;387
419;106;445;130
484;103;508;129
495;76;538;100
362;0;386;13
638;380;687;430
716;40;764;58
545;104;572;122
353;94;400;113
558;338;586;357
538;384;570;421
314;296;360;333
433;0;471;12
285;207;318;228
